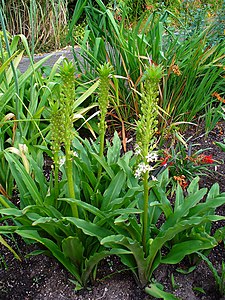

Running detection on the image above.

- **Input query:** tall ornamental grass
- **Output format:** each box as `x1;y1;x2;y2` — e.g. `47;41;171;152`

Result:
68;1;225;134
1;0;68;52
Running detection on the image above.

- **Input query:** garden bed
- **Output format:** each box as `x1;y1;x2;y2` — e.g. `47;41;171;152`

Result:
1;121;225;300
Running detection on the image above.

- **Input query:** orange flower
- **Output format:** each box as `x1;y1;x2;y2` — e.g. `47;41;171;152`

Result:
172;64;181;76
174;175;188;189
212;92;225;103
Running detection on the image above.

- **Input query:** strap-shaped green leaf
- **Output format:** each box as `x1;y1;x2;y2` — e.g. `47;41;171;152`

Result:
174;184;184;212
0;53;54;113
161;239;217;264
0;207;23;217
145;283;180;300
62;236;84;268
16;229;81;282
146;215;225;278
60;198;105;219
188;195;225;217
64;217;113;239
4;151;43;205
101;234;147;286
90;152;114;179
102;170;126;210
161;188;207;231
106;131;121;165
187;176;200;195
206;183;220;201
0;235;21;261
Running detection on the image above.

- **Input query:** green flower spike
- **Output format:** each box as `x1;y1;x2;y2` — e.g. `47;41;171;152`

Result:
136;64;163;253
59;59;78;218
98;62;113;159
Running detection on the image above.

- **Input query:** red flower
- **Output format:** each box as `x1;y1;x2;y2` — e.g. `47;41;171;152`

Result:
160;156;169;166
160;150;172;166
199;154;214;164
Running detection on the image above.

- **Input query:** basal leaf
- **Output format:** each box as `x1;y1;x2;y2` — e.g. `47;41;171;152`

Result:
0;235;21;261
161;188;208;230
16;229;81;282
0;208;23;217
64;217;113;239
101;234;147;286
90;152;114;179
102;170;126;210
60;198;105;219
145;283;180;300
161;239;217;264
106;131;121;165
4;152;43;205
62;236;84;267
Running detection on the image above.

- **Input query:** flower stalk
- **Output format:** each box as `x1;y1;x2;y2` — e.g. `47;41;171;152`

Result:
136;64;163;254
97;63;113;178
60;60;79;218
50;60;78;217
50;107;63;204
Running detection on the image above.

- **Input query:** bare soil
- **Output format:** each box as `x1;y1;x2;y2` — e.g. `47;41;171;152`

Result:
1;121;225;300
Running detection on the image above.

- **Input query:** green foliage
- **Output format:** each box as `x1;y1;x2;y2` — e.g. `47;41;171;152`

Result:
0;31;56;197
119;0;147;21
0;235;21;261
70;6;170;129
160;29;225;130
145;282;180;299
98;174;225;287
196;252;225;296
69;3;225;133
159;136;215;191
1;1;225;295
0;131;141;288
215;140;225;152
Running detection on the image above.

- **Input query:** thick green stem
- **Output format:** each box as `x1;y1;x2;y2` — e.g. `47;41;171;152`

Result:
142;171;149;254
97;121;105;180
65;142;78;218
53;152;59;205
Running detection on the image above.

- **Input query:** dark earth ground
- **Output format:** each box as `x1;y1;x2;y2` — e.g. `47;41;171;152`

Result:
1;121;225;300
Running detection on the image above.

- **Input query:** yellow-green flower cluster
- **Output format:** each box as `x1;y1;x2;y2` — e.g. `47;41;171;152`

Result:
60;60;76;147
98;63;113;136
50;107;64;165
136;65;163;165
50;60;76;164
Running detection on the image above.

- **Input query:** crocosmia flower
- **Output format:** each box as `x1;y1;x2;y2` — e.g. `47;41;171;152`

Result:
198;154;214;164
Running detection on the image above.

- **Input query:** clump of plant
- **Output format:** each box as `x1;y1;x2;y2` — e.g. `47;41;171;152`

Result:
74;65;225;298
159;137;215;190
0;60;140;290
